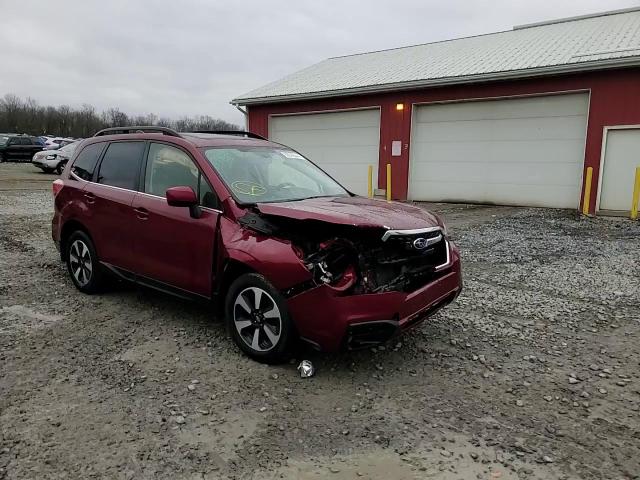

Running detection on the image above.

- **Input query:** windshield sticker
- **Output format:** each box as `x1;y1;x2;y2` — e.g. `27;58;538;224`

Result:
279;150;305;160
231;181;267;196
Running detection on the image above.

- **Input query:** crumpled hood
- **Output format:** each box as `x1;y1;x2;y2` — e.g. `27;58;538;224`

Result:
255;196;441;230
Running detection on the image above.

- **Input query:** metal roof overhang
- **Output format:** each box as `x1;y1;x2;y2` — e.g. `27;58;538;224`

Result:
232;56;640;106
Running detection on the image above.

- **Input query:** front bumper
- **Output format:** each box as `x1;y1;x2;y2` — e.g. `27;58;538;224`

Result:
287;243;462;351
32;158;58;169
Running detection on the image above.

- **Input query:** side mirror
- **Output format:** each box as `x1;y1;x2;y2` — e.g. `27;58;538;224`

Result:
165;186;201;218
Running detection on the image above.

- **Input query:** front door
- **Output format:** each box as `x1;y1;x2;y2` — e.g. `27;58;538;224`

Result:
5;138;23;160
130;142;220;297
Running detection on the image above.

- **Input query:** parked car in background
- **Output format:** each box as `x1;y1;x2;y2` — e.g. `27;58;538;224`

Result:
0;134;44;162
32;141;78;174
52;126;462;363
44;137;75;150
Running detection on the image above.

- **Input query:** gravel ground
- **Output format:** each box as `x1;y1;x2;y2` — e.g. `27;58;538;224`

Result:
1;163;639;480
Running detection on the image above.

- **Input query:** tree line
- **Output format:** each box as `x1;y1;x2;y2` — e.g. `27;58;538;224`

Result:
0;94;241;138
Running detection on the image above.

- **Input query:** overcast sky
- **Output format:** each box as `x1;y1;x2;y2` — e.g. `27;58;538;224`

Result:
1;0;638;125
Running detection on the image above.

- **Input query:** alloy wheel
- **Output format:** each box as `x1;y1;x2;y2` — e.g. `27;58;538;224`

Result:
69;239;93;287
233;287;282;352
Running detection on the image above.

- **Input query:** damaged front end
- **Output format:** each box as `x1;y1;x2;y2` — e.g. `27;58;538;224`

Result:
237;207;461;351
297;227;451;295
239;209;452;297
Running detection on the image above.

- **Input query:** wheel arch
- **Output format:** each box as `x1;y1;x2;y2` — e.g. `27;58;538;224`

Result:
214;257;258;315
59;219;95;262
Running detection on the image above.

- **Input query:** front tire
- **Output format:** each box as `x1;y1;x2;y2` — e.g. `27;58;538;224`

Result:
225;273;296;364
56;161;66;175
66;231;103;294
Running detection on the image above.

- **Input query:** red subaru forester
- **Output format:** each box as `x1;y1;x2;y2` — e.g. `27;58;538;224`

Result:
52;127;462;363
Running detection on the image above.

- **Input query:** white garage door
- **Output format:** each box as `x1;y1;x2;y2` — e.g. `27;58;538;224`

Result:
270;109;380;196
409;93;589;208
599;128;640;212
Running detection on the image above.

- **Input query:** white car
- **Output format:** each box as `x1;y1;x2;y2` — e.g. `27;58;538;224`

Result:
43;137;75;150
32;141;78;174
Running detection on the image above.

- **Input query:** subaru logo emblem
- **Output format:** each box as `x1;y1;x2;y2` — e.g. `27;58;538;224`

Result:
413;238;428;250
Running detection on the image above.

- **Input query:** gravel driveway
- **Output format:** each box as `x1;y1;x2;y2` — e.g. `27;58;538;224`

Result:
1;163;638;480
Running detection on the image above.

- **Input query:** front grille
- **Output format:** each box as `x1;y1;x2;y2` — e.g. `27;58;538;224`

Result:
368;229;449;293
382;231;447;267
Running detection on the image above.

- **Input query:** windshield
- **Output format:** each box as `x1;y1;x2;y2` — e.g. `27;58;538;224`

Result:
0;136;9;146
203;147;349;204
58;142;78;155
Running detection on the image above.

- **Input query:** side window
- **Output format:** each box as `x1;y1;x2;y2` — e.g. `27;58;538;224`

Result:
145;143;197;195
71;143;104;181
144;143;219;208
199;174;219;209
97;142;145;190
19;137;32;145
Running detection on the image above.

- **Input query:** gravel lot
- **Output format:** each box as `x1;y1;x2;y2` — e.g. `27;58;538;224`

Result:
1;163;639;480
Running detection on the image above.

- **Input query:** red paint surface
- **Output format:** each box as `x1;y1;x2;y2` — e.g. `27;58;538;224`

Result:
247;68;640;212
287;246;461;351
53;132;463;351
255;195;440;229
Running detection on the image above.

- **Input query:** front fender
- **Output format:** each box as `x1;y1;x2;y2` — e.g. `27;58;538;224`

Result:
220;217;311;291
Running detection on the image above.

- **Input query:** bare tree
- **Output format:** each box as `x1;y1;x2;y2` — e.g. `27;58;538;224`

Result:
0;94;240;137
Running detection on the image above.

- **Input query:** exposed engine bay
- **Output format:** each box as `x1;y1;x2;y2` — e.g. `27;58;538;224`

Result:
239;211;450;296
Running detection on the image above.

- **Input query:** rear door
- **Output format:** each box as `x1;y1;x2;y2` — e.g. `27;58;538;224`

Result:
18;137;33;162
10;137;35;161
130;142;220;297
5;137;22;160
83;141;146;271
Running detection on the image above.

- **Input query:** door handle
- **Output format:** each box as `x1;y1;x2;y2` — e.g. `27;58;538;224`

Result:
84;192;95;204
133;207;149;220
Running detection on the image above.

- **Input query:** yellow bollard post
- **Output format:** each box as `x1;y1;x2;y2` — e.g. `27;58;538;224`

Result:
367;165;373;198
631;166;640;220
582;166;593;216
386;163;392;201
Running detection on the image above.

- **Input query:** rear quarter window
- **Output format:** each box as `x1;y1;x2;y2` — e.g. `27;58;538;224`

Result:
71;143;104;181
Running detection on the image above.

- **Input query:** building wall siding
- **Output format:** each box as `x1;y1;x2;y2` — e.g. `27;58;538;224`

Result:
246;68;640;213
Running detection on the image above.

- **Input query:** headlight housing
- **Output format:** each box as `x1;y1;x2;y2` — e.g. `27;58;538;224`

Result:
433;214;448;237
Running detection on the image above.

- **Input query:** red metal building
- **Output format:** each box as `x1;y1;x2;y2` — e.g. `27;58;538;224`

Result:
233;8;640;215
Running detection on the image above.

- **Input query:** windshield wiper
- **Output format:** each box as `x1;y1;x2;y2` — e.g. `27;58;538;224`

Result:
258;194;339;204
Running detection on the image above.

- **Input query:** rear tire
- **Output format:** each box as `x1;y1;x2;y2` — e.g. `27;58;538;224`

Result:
225;273;296;364
66;231;103;294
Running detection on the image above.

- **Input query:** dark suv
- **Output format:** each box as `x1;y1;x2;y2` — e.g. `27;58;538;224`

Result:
0;134;44;162
52;127;462;363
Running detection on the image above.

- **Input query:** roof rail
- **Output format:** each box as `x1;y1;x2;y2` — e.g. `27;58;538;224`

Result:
93;126;182;137
190;130;267;140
